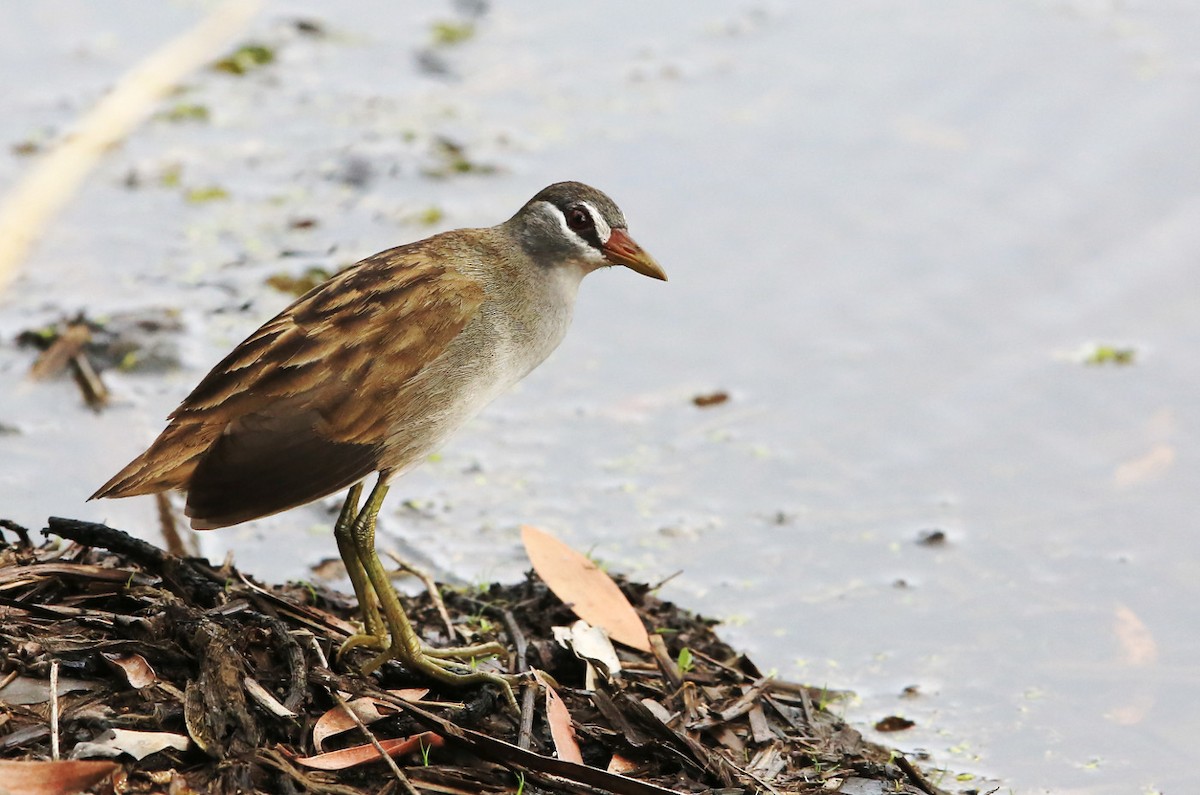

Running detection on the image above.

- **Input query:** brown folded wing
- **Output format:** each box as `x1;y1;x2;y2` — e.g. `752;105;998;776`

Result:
91;242;485;528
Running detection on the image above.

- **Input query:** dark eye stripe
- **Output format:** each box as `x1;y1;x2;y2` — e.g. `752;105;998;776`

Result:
563;205;603;250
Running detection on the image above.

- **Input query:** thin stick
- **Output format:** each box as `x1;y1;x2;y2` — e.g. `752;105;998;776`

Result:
895;753;946;795
647;634;683;690
334;690;418;795
309;637;418;795
384;550;455;640
69;351;110;411
257;748;364;795
502;610;536;751
155;493;189;557
49;661;60;760
647;569;683;591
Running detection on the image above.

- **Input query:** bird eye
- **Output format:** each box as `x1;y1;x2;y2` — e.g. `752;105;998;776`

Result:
566;207;592;232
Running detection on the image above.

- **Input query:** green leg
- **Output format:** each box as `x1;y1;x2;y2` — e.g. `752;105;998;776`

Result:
334;483;387;656
345;473;519;711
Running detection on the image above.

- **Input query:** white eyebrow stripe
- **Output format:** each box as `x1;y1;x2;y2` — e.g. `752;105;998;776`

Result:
537;200;574;240
533;200;606;263
581;201;611;244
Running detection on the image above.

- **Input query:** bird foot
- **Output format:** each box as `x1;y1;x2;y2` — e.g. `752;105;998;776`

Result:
420;640;508;660
337;631;388;659
358;642;521;712
338;631;519;711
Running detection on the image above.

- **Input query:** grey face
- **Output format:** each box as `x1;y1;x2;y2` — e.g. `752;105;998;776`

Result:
511;181;628;265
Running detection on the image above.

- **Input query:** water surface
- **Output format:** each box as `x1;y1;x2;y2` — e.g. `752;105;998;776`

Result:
3;3;1198;792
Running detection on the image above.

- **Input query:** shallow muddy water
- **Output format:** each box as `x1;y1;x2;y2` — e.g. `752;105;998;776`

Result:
3;2;1198;793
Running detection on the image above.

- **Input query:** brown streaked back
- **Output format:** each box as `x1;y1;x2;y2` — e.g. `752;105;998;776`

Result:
91;238;486;528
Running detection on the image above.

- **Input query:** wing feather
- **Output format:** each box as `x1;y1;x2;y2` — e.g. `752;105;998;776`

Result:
91;241;485;528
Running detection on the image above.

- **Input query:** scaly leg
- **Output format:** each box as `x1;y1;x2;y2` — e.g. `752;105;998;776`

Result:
334;483;387;655
343;472;519;710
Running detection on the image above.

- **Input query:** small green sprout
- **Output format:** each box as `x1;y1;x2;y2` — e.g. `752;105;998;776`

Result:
676;647;694;675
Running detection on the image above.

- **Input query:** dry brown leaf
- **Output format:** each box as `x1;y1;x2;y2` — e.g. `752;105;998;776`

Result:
71;727;189;760
0;759;118;795
387;688;431;700
606;752;639;775
102;652;157;688
534;670;582;764
312;690;429;751
1114;604;1158;666
0;675;102;705
294;731;442;770
521;525;651;652
313;698;392;751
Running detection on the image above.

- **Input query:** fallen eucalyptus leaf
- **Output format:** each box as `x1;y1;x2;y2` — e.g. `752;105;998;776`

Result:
0;675;101;706
312;691;428;751
522;525;650;652
534;671;582;764
0;760;118;795
70;727;190;761
102;651;157;688
294;731;442;770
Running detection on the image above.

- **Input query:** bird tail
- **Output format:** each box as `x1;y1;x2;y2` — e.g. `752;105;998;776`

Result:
89;420;215;501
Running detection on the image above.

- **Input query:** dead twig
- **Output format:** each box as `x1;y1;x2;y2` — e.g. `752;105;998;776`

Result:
45;517;222;605
49;661;60;761
155;493;190;558
0;520;32;547
257;747;364;795
384;550;455;640
309;638;418;795
761;692;803;733
895;752;947;795
69;347;109;411
236;570;357;639
646;570;683;591
502;609;536;751
686;647;749;682
647;634;682;690
689;677;771;730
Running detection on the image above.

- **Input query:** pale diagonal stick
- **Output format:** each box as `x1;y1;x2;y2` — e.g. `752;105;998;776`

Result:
0;0;262;294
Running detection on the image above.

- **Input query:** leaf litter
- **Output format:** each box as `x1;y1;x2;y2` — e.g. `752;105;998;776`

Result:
0;517;954;793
